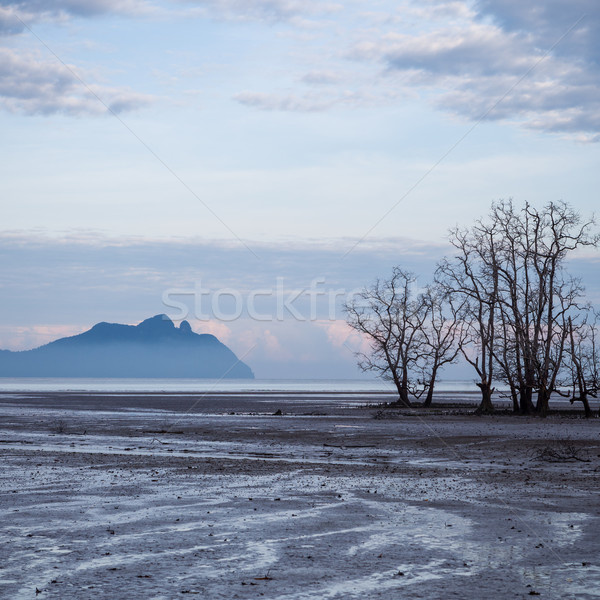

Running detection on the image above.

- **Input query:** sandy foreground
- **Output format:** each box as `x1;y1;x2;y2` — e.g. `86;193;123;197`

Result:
0;392;599;600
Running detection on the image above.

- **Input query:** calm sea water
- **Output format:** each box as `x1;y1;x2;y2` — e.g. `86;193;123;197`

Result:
0;378;486;394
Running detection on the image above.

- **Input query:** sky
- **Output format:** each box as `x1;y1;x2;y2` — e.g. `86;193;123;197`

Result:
1;0;599;379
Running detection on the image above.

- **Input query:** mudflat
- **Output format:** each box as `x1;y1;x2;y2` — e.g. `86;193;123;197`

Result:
1;392;599;599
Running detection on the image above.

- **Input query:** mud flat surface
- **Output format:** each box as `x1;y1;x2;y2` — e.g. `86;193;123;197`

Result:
0;392;599;599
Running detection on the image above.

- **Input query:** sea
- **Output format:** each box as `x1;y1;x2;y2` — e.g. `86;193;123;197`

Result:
0;378;519;408
0;378;481;393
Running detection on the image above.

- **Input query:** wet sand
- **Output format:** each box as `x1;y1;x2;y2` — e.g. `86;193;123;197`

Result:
1;392;599;599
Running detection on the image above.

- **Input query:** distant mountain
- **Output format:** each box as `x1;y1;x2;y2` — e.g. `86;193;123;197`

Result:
0;315;254;379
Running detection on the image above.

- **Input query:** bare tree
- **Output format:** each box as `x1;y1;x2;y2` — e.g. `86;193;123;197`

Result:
349;200;598;416
344;268;427;407
438;199;598;416
484;200;535;413
566;312;600;418
523;203;596;415
436;224;500;413
490;201;596;415
420;286;465;407
492;303;521;413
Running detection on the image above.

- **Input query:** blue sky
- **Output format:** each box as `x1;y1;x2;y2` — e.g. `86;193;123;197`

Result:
1;1;599;378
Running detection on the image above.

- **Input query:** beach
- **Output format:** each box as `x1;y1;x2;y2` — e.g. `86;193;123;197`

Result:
1;390;599;599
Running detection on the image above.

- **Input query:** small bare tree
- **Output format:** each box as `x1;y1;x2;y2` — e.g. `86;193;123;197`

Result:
420;286;465;407
436;225;499;413
344;268;427;407
566;312;600;418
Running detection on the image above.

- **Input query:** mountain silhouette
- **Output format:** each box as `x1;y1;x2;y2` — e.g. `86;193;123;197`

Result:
0;315;254;378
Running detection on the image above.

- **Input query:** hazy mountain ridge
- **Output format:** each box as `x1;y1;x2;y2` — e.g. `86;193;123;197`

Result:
0;315;254;379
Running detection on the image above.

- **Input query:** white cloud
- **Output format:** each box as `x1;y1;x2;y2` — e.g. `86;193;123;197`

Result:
0;2;156;116
0;324;84;351
354;25;535;76
233;87;406;113
349;1;600;140
222;1;600;139
193;319;233;342
2;0;599;134
318;319;371;356
476;0;599;50
233;90;336;112
0;0;154;33
0;48;152;115
177;0;342;23
301;70;342;85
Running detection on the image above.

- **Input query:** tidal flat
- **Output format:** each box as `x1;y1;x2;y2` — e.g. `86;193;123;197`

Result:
0;392;599;599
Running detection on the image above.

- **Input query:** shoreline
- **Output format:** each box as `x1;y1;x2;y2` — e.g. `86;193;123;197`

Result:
0;389;591;417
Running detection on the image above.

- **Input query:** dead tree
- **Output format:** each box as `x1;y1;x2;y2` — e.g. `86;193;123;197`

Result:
444;199;597;416
420;286;465;407
484;200;536;413
344;268;427;407
496;201;596;415
566;313;600;418
436;225;499;414
524;203;597;415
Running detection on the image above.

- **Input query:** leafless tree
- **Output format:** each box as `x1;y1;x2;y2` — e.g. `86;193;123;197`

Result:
436;224;500;413
438;199;598;416
420;286;466;407
524;203;594;414
566;312;600;418
489;201;596;415
349;200;598;416
344;268;427;407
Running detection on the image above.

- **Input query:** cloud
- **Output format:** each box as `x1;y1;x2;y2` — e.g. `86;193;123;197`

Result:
0;231;445;332
0;0;341;32
0;48;152;115
355;26;535;77
193;319;233;342
262;328;292;360
233;320;359;377
4;0;599;135
222;1;600;139
233;87;400;113
349;1;600;140
1;231;596;376
177;0;341;23
318;319;371;356
0;324;84;351
301;70;342;85
0;0;153;33
233;90;335;112
0;1;155;116
476;0;598;50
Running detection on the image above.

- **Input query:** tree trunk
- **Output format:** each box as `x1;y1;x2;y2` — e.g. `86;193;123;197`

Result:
423;368;438;408
509;384;519;413
571;395;592;418
423;386;433;408
535;386;552;417
475;381;494;414
582;396;591;419
396;385;412;407
397;367;412;407
391;373;412;407
519;385;535;415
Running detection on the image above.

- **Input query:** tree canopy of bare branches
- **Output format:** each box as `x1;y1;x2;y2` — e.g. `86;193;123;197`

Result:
344;269;463;407
347;200;599;416
344;268;427;406
438;200;598;415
